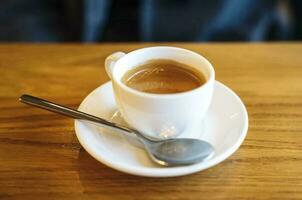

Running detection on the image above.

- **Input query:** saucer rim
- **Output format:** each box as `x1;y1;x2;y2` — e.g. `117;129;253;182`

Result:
74;81;248;177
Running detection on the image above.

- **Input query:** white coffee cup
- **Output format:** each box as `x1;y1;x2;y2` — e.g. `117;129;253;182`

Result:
105;46;215;139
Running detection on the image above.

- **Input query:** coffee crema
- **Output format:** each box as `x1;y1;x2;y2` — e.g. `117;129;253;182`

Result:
121;59;206;94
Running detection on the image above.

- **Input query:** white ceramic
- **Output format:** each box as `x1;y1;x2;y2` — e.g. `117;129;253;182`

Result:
105;47;215;139
74;81;248;177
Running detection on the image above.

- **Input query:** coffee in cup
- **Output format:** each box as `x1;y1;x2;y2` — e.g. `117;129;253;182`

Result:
122;59;206;94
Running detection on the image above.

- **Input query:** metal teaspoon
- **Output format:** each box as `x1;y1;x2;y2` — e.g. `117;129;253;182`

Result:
19;95;214;166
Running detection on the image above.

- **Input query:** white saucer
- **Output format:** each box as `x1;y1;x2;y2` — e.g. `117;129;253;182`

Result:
74;81;248;177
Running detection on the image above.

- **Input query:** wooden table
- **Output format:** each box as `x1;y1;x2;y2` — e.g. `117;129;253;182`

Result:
0;43;301;199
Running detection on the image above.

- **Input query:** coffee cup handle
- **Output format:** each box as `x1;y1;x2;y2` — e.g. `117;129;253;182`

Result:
105;52;126;79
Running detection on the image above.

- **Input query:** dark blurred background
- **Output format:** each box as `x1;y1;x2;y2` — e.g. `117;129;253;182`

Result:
1;0;301;42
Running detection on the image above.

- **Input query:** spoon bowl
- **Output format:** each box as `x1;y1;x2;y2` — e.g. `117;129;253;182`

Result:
142;138;214;166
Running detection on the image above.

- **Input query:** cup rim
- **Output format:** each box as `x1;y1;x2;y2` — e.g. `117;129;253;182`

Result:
112;46;215;99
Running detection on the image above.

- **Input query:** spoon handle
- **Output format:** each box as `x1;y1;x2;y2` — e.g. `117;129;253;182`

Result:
19;94;135;135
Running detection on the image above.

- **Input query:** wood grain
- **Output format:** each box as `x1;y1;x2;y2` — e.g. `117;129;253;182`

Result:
0;43;302;200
